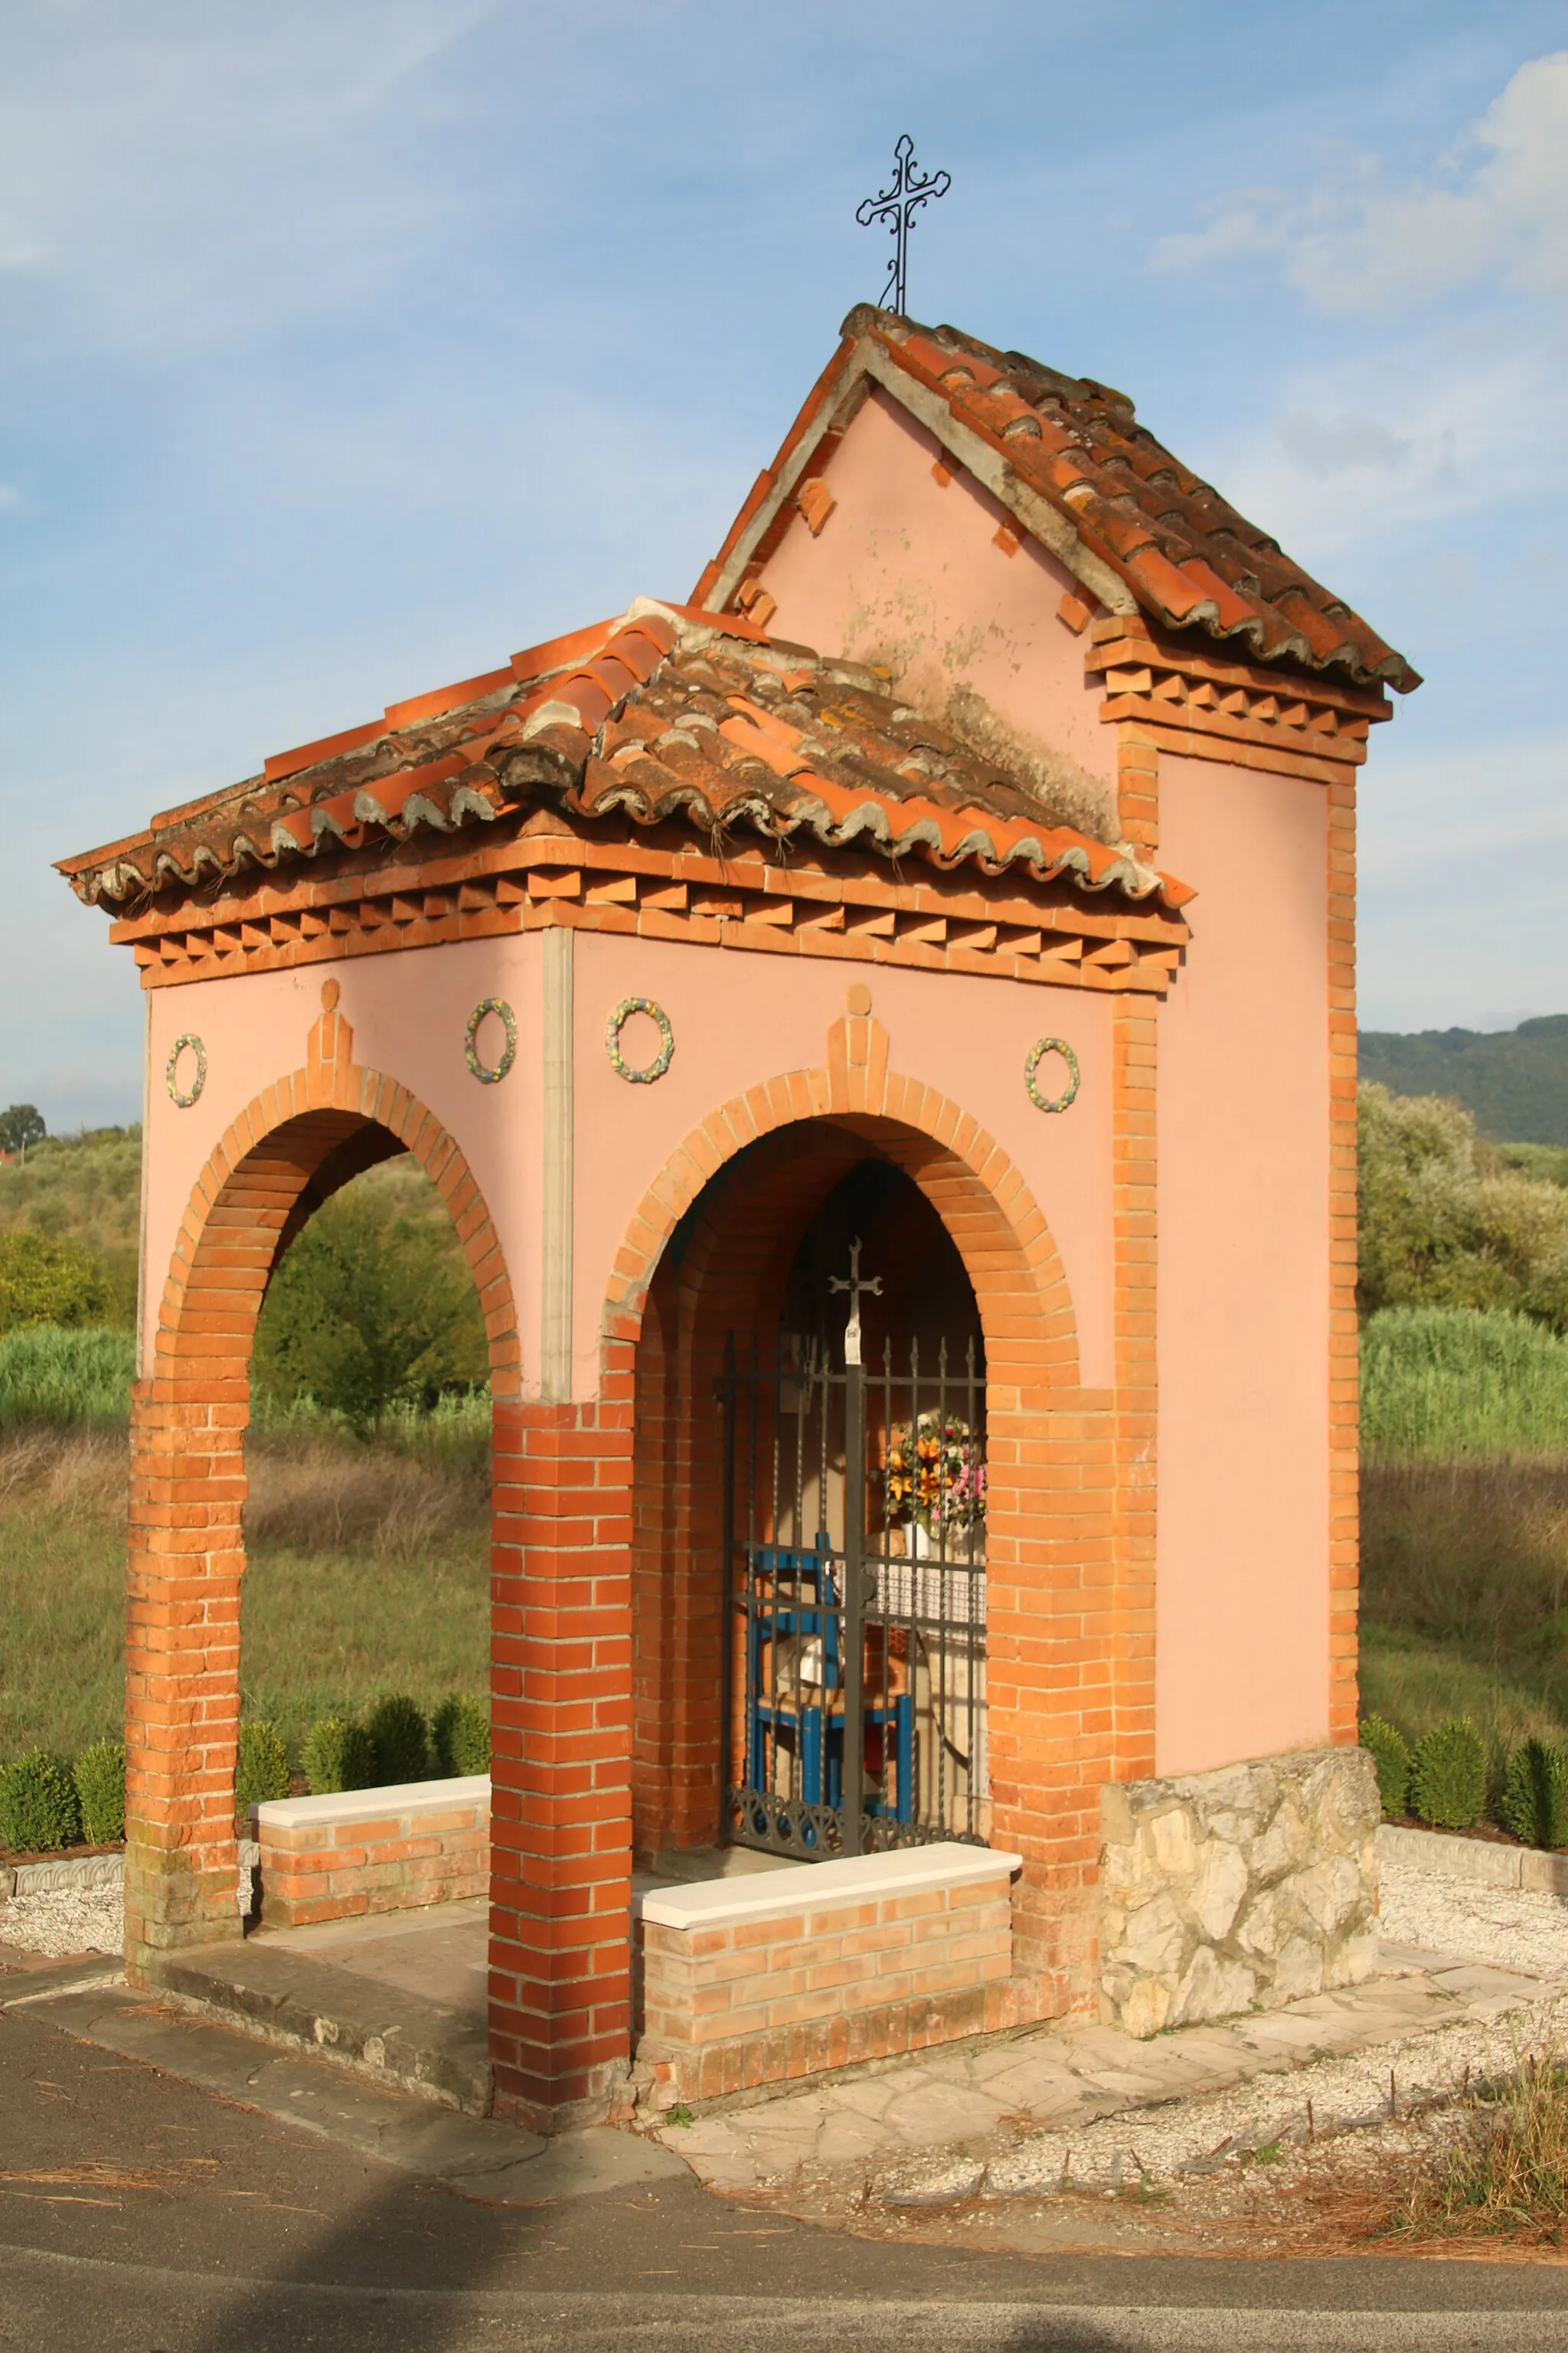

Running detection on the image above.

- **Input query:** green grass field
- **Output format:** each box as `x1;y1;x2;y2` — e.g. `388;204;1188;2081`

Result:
8;1299;1568;1773
0;1420;490;1766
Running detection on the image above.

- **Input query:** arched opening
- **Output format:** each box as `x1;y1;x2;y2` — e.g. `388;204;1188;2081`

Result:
125;1031;519;1972
239;1148;492;1783
627;1112;1048;1876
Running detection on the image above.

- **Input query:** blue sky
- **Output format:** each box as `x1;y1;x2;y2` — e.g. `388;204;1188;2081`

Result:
3;1;1566;1126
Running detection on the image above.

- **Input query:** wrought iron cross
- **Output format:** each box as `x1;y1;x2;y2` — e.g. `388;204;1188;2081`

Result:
829;1237;883;1369
856;134;951;318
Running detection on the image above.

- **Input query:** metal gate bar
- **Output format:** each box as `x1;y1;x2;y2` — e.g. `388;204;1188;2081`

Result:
723;1325;987;1859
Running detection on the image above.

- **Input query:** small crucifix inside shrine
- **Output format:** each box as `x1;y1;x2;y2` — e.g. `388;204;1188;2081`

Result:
855;133;951;318
829;1236;883;1368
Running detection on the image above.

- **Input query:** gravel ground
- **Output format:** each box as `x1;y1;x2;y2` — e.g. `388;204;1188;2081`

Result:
872;1858;1568;2206
1381;1855;1568;1979
0;1886;123;1958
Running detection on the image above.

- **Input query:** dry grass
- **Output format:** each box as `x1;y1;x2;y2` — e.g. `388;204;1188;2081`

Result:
0;1423;488;1764
1361;1458;1568;1749
1393;2049;1568;2245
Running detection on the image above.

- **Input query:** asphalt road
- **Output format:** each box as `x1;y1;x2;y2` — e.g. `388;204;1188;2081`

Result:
5;2002;1568;2351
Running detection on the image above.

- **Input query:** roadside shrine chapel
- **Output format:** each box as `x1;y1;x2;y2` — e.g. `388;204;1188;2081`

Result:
63;307;1416;2131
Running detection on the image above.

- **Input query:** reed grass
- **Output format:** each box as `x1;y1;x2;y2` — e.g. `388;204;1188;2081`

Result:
0;1325;136;1427
1362;1307;1568;1461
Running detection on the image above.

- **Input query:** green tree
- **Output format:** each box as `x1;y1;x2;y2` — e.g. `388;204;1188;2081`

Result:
0;1106;45;1157
254;1191;484;1430
0;1230;113;1335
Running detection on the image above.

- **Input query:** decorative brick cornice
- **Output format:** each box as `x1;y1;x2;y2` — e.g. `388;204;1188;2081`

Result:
111;822;1191;999
1088;619;1391;786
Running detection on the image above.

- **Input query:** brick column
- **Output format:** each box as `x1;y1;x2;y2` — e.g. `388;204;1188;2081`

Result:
489;1394;635;2129
124;1376;247;1969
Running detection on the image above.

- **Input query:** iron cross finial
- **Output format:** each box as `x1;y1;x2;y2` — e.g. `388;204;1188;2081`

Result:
829;1237;884;1368
855;134;951;319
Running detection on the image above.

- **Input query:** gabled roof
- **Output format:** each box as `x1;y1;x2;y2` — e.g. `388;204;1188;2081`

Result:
59;601;1193;914
696;306;1419;696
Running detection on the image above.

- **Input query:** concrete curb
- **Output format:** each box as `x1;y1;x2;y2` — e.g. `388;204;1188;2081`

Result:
1;1851;125;1900
1377;1820;1568;1894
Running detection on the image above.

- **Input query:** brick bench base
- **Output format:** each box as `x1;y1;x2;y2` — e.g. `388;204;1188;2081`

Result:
633;1845;1023;2110
253;1776;489;1929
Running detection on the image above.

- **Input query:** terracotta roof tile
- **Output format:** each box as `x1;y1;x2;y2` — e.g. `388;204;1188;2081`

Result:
59;600;1192;915
695;307;1419;696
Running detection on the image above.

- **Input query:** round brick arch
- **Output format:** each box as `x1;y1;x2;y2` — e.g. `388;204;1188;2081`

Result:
601;1008;1116;2013
124;992;519;1979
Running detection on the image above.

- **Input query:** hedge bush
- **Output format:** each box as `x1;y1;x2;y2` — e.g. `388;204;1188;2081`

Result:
1501;1737;1568;1851
432;1694;490;1778
301;1716;376;1796
0;1747;83;1853
367;1694;429;1786
73;1739;126;1845
1360;1714;1412;1819
1410;1717;1488;1830
236;1721;291;1811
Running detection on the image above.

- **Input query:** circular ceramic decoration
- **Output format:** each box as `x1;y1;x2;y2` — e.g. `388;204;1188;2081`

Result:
465;998;517;1085
165;1034;207;1110
1024;1036;1080;1115
606;996;675;1085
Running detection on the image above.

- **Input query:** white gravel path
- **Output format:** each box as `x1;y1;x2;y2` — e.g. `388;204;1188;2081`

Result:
0;1885;122;1958
1380;1854;1568;1980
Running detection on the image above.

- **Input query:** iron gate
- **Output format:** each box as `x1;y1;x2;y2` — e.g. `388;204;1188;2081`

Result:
721;1318;988;1858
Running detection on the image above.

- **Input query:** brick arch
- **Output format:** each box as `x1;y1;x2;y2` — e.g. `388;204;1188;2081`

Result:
603;1008;1080;1389
606;1014;1114;2016
125;988;520;1979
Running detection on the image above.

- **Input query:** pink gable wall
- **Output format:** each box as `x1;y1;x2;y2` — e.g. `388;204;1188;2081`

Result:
756;387;1118;835
1154;757;1331;1773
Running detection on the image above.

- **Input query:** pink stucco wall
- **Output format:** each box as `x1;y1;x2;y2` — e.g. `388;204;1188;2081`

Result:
757;387;1118;834
570;935;1113;1393
1154;758;1331;1773
141;933;1113;1401
141;937;545;1382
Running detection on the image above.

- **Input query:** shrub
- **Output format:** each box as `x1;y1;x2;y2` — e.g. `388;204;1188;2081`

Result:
301;1716;376;1796
235;1721;291;1811
1361;1714;1412;1819
1501;1738;1568;1851
432;1694;490;1778
367;1694;429;1786
0;1232;113;1337
73;1739;126;1844
0;1747;83;1853
1411;1717;1488;1830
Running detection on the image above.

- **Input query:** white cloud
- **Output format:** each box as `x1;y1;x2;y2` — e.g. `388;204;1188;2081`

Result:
1357;727;1568;1031
1191;316;1566;560
1153;51;1568;311
0;484;20;510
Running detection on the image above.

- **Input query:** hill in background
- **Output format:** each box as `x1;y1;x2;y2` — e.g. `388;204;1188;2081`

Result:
1359;1017;1568;1148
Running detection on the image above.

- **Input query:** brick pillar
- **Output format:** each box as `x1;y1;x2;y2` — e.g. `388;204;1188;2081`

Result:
124;1378;247;1972
489;1394;635;2130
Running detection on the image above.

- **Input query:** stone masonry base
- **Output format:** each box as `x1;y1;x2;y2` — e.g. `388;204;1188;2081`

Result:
1099;1745;1380;2039
1092;1750;1374;2042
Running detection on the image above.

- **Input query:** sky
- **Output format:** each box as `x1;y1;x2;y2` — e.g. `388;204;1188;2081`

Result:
3;0;1566;1127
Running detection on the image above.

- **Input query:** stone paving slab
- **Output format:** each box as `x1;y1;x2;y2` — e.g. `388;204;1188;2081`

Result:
655;1943;1568;2197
